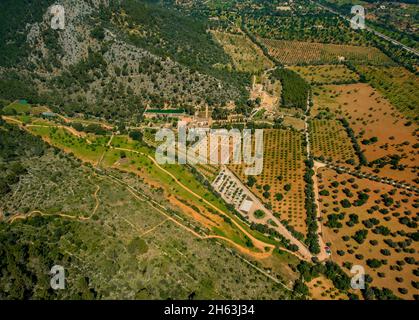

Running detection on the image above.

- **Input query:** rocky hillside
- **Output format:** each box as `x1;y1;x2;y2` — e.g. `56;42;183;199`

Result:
0;0;250;123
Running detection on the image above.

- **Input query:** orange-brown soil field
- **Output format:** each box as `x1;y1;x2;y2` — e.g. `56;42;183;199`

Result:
313;83;419;186
318;167;419;299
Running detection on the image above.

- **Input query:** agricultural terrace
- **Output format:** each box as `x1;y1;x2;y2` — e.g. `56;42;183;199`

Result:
318;167;419;300
212;31;274;73
353;65;419;120
229;129;307;236
289;65;359;85
260;38;394;65
313;83;419;186
309;119;358;166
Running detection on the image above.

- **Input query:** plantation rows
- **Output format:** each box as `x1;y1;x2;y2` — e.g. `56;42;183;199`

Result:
309;119;358;166
261;39;395;66
319;169;419;299
229;129;307;236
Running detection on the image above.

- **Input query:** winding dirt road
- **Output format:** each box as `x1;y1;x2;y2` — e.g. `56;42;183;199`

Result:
111;146;276;256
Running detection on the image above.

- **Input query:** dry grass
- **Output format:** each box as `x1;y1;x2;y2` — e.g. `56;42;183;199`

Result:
313;83;419;186
212;31;274;73
289;65;359;84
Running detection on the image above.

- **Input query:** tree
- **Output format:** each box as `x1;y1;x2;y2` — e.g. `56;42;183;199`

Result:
246;176;256;187
129;130;142;141
71;122;84;131
275;193;283;201
366;259;382;269
352;229;368;244
293;280;309;297
254;210;265;219
340;199;351;208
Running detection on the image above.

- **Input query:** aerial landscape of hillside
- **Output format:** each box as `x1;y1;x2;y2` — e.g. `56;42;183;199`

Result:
0;0;418;306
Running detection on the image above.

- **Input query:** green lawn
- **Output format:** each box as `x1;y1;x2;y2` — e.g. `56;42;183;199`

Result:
3;100;31;114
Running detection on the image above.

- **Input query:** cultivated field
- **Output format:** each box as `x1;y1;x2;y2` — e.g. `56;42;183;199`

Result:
229;129;307;236
353;65;419;120
260;38;394;65
318;167;419;300
309;119;358;166
289;65;359;84
212;31;274;73
313;83;419;186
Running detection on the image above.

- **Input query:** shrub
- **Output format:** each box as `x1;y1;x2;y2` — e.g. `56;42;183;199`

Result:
366;259;382;268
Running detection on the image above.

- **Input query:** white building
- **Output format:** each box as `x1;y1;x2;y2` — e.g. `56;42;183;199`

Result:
239;199;253;213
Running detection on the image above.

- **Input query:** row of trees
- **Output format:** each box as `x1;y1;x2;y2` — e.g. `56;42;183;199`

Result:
250;222;299;252
339;118;368;167
304;157;320;254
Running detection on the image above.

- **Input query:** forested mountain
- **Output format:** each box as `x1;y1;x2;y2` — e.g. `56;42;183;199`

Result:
0;0;250;123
